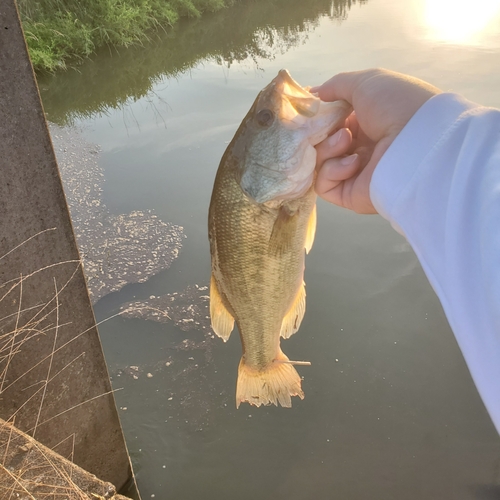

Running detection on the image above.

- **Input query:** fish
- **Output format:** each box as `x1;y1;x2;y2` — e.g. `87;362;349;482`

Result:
208;69;351;408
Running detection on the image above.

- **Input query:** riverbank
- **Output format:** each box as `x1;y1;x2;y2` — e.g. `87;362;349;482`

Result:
18;0;236;72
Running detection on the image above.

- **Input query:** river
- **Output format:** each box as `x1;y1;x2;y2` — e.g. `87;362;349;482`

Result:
38;0;500;498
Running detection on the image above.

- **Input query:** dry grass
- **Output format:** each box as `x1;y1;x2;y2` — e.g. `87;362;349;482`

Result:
0;419;120;499
0;231;132;499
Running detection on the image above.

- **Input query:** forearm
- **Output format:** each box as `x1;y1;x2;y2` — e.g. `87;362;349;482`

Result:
371;93;500;433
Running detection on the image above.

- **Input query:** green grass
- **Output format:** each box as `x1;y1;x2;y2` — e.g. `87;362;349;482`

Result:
17;0;234;72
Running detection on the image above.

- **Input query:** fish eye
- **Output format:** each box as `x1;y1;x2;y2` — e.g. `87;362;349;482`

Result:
256;109;274;127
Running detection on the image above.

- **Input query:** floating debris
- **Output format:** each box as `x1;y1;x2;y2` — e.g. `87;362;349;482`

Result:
109;329;225;430
120;284;213;335
115;365;143;380
49;125;229;427
50;124;184;303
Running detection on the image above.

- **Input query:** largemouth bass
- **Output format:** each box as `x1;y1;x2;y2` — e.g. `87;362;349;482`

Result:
208;69;351;408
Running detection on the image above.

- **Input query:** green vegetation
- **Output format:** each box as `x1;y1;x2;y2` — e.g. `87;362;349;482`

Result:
39;0;366;124
17;0;235;72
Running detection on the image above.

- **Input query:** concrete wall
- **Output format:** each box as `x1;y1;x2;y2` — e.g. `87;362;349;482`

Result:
0;1;138;493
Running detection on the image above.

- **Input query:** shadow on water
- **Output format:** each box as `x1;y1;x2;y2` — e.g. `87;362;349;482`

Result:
470;486;500;500
37;0;367;124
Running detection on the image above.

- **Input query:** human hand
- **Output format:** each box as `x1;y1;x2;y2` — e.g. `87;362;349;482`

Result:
313;69;442;213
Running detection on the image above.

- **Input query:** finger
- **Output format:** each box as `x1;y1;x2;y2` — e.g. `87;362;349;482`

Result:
315;128;352;167
313;70;370;104
315;153;360;202
345;112;359;138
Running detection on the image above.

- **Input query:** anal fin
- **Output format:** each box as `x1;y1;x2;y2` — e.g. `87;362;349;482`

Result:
305;203;316;254
280;281;306;339
210;274;234;342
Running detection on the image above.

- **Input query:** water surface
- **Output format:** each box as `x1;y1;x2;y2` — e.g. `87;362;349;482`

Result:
39;0;500;498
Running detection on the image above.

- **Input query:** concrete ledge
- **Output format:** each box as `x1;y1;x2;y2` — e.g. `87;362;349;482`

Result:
0;418;132;499
0;1;138;495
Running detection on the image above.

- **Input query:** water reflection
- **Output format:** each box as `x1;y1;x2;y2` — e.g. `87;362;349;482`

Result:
423;0;500;45
38;0;366;124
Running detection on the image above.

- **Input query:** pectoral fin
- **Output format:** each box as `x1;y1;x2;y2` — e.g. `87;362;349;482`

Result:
210;274;234;342
268;205;298;257
304;203;316;254
280;281;306;339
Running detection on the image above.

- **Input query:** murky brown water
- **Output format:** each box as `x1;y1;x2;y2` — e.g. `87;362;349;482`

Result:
39;0;500;498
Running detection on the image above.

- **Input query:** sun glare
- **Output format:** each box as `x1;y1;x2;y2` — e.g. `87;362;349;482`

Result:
424;0;500;45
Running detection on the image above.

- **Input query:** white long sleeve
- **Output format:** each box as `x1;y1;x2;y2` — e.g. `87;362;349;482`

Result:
370;93;500;433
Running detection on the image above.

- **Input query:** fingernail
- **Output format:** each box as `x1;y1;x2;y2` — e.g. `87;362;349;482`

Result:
328;129;343;146
340;153;358;166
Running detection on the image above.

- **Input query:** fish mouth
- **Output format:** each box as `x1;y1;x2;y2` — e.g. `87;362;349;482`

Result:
274;69;321;121
275;69;311;99
271;69;351;141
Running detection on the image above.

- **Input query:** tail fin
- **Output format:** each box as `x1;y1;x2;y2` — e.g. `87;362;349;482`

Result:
236;349;305;408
